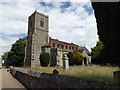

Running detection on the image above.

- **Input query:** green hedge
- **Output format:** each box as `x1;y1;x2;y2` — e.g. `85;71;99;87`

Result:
67;51;84;65
40;53;50;67
73;51;84;65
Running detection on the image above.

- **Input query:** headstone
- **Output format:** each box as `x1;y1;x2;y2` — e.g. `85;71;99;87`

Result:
113;71;120;80
53;69;59;74
63;54;69;70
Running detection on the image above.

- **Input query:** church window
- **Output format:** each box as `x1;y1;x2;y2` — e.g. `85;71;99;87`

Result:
66;46;68;49
52;43;55;48
69;46;71;50
76;47;77;50
46;37;48;42
32;44;34;60
61;45;64;49
72;47;74;50
40;18;44;27
57;44;60;48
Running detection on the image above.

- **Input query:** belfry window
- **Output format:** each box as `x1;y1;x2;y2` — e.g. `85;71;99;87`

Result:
40;18;44;27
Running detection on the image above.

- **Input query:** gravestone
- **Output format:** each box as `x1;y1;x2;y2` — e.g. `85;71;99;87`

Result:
113;71;120;80
53;69;59;75
63;54;69;70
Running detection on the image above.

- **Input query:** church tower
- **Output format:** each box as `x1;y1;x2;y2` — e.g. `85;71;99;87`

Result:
24;11;49;67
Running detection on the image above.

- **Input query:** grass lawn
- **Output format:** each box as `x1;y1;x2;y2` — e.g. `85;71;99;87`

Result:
21;65;120;84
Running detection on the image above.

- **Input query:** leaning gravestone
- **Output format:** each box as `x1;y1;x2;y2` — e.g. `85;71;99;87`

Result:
53;69;59;75
113;71;120;81
63;54;69;70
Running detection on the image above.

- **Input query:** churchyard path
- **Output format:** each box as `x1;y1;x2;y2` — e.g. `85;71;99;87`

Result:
1;68;26;89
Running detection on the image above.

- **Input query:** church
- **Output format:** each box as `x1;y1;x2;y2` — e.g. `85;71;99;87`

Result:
24;11;91;67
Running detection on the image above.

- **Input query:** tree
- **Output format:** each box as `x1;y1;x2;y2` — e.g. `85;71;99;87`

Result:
40;52;50;67
67;51;84;65
1;52;8;66
73;51;84;65
91;41;104;64
2;37;26;66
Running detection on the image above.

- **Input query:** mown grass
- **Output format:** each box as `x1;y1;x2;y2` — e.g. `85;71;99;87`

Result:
21;65;120;84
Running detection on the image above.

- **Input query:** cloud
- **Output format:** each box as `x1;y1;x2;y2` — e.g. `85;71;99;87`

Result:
1;2;40;35
47;2;98;50
0;0;98;56
0;34;18;55
0;1;40;56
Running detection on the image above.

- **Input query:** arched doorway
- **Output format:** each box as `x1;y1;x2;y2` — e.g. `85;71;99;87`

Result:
84;57;87;65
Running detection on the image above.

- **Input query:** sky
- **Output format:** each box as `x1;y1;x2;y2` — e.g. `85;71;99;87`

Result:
0;0;99;58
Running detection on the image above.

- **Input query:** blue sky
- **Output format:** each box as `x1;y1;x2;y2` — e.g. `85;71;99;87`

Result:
0;0;98;56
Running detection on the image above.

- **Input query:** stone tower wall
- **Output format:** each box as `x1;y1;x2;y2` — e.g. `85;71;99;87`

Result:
24;13;35;67
24;11;49;67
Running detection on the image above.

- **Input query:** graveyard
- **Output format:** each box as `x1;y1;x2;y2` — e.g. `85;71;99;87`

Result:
21;65;120;84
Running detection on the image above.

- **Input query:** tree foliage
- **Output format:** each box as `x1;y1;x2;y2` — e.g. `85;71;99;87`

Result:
91;41;104;61
2;37;26;66
73;51;84;65
91;41;104;64
92;4;120;66
67;51;84;65
91;40;120;66
40;52;50;67
1;52;8;66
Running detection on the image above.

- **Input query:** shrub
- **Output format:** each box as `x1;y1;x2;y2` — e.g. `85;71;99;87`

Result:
40;53;50;67
67;51;84;65
73;51;84;65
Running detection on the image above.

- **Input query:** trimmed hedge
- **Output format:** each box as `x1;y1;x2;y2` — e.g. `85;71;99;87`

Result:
67;51;84;65
40;53;50;67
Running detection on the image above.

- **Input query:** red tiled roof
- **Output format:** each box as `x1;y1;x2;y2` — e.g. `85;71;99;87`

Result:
50;38;79;47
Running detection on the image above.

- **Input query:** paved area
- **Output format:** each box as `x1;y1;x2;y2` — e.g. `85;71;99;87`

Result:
0;69;2;90
1;68;26;89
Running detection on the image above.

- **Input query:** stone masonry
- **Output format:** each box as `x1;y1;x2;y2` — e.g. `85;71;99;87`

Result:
24;11;49;67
